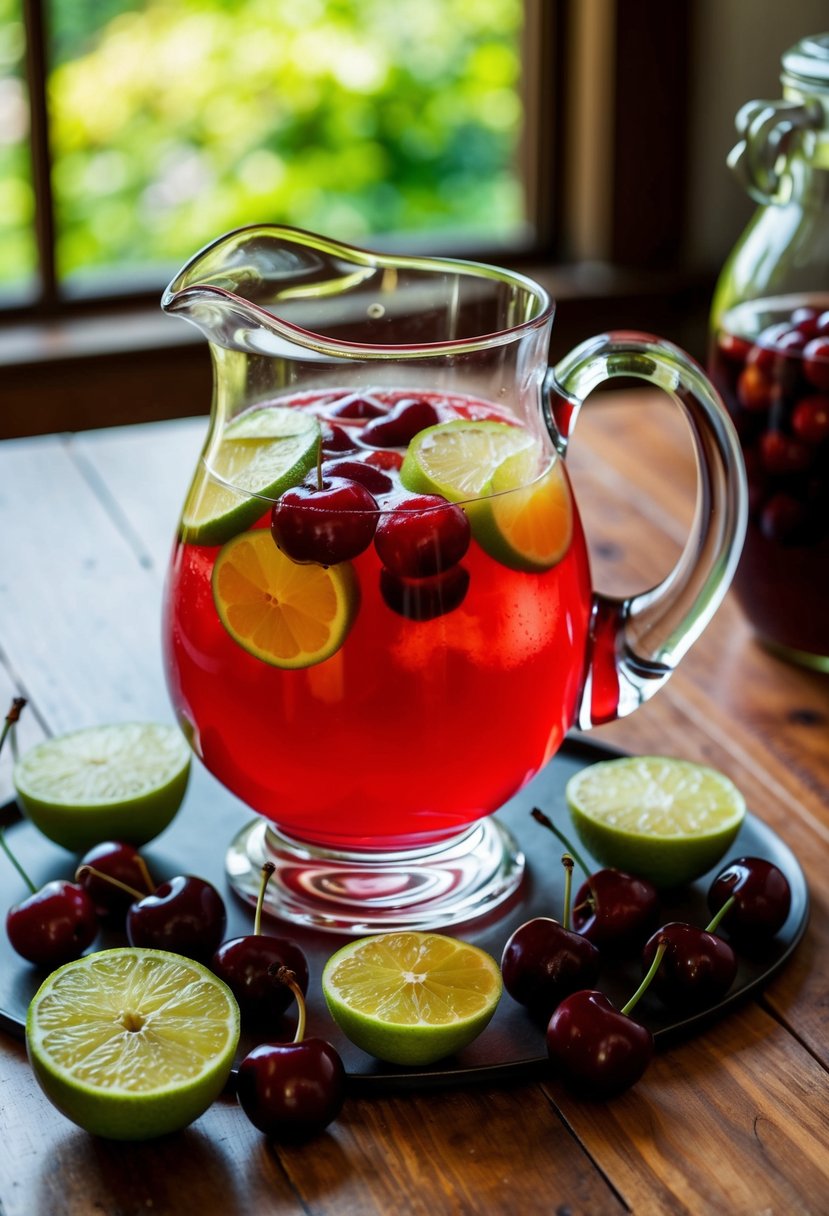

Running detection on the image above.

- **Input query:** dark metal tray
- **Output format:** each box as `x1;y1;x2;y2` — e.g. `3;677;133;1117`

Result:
0;737;809;1093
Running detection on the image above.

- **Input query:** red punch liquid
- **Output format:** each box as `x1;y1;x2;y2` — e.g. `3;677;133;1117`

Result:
163;390;593;850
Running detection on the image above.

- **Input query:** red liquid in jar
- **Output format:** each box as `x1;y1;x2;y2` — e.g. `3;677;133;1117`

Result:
162;389;593;850
709;298;829;660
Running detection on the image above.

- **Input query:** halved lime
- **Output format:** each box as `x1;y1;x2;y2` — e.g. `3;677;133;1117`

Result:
566;755;747;888
400;418;537;502
212;528;358;669
26;948;240;1140
322;931;502;1066
182;405;320;546
14;722;191;853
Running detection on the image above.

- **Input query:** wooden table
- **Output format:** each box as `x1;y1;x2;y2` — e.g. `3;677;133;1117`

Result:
1;392;828;1216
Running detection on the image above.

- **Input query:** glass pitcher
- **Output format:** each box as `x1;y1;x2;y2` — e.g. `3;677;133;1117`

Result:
161;225;746;932
709;33;829;670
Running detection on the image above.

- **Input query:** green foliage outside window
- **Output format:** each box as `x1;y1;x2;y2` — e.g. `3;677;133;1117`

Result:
0;0;525;292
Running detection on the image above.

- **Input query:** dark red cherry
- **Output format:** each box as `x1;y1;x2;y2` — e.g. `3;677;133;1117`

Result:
803;338;829;390
791;394;829;444
717;331;752;363
7;880;98;968
375;494;470;578
736;365;774;412
380;564;469;621
546;990;654;1097
571;868;659;950
361;398;440;448
501;917;600;1017
790;305;820;338
236;968;345;1140
320;457;393;495
271;476;378;565
76;840;154;918
328;393;387;420
759;493;808;544
320;423;359;455
126;874;227;963
759;430;813;475
707;857;791;940
641;921;737;1009
364;449;403;472
213;935;309;1024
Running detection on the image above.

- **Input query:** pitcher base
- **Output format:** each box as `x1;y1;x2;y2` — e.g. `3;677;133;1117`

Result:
226;817;525;934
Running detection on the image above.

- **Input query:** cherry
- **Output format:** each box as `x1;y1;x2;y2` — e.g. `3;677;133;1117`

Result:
759;430;812;475
640;909;737;1010
792;394;829;444
531;809;659;950
271;475;378;565
126;874;227;963
707;857;791;940
327;393;387;420
717;332;752;363
320;423;359;456
380;564;470;621
374;494;470;578
237;967;346;1140
759;493;808;544
361;397;440;448
212;863;309;1025
803;337;829;391
364;449;403;472
320;457;393;496
545;941;665;1098
791;305;821;338
736;364;774;412
501;855;601;1017
6;878;98;968
75;840;155;919
0;698;97;968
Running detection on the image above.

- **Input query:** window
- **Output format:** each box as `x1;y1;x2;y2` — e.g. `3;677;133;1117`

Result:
2;0;700;438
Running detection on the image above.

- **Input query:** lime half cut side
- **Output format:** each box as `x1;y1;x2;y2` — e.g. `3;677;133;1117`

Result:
322;931;502;1066
182;405;321;546
400;418;538;502
13;722;191;852
26;948;240;1140
566;755;747;888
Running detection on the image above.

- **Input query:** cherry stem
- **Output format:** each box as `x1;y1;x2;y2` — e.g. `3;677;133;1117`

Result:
621;939;667;1017
270;965;306;1043
253;861;275;937
74;864;145;902
134;854;156;894
531;808;592;881
705;894;736;936
0;699;36;894
562;854;574;932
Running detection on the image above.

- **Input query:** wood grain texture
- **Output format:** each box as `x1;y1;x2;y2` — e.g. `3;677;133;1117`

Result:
1;395;827;1216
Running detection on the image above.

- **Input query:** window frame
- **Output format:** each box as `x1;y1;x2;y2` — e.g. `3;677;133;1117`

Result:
1;0;703;439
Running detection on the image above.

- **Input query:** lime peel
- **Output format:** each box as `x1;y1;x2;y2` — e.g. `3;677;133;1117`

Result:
26;948;240;1140
566;755;747;888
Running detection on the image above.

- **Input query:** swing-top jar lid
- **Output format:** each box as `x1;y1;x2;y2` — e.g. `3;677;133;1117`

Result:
782;33;829;95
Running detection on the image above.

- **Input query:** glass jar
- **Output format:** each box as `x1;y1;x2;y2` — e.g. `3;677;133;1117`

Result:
709;33;829;671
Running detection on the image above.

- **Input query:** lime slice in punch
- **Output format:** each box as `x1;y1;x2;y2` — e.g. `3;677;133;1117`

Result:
182;405;321;546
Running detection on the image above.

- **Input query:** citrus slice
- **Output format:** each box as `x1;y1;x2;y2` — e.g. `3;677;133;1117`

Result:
212;528;358;668
565;755;747;888
479;452;573;572
26;948;240;1140
13;722;191;852
182;405;320;546
322;931;502;1066
400;418;537;501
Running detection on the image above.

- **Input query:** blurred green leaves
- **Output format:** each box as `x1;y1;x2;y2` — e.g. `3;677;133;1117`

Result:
0;0;525;291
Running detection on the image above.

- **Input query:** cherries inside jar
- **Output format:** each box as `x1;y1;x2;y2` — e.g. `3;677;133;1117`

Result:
709;296;829;668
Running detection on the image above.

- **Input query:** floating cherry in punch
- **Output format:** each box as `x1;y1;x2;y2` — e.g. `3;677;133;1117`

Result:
532;809;659;951
237;966;346;1141
501;854;601;1018
271;470;378;565
546;940;667;1098
212;862;309;1025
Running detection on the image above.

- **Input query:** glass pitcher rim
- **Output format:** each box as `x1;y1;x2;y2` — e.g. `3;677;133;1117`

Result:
161;224;555;358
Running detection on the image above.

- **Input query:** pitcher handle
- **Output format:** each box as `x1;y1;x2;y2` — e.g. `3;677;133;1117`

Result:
546;331;747;728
